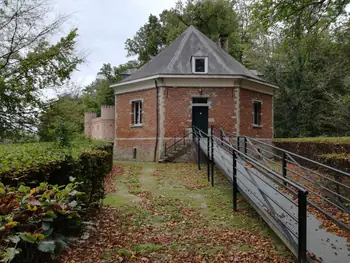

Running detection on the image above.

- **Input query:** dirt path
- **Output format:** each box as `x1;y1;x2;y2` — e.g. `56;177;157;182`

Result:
62;163;294;263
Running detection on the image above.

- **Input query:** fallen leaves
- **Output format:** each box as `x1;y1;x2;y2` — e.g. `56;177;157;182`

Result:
279;163;350;242
104;164;124;194
61;163;293;263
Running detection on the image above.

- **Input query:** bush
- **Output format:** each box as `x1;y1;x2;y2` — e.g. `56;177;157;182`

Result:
0;140;113;207
0;182;85;263
0;140;113;262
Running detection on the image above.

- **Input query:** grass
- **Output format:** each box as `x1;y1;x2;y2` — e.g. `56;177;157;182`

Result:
320;153;350;159
273;137;350;144
63;162;294;263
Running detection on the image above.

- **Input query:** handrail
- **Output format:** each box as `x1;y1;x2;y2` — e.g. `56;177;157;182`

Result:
192;125;309;262
241;134;350;233
193;126;307;192
247;136;350;177
165;130;193;157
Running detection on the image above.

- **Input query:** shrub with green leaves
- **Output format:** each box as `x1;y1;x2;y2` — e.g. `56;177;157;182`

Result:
0;140;113;262
0;182;84;263
0;140;113;206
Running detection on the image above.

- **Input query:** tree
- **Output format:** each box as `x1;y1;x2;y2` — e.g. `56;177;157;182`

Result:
165;0;241;58
0;0;83;140
252;0;350;137
38;93;85;142
82;61;139;113
125;0;241;64
253;0;350;32
125;15;166;65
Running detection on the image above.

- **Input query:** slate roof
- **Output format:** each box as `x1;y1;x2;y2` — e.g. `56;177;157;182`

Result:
121;68;138;76
116;26;271;85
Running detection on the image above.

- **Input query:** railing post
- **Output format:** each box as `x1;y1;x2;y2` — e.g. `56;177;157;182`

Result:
197;136;201;170
220;130;223;146
207;135;210;182
244;137;247;155
232;149;237;211
282;152;287;185
211;126;214;187
237;136;240;152
298;190;308;263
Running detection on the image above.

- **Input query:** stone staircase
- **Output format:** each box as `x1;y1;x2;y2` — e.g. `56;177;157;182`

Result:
159;142;194;163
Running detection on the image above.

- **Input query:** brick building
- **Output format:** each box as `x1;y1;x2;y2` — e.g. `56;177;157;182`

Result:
111;26;277;162
84;105;115;140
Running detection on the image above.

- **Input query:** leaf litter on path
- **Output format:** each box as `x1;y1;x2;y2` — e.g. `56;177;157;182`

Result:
61;163;294;263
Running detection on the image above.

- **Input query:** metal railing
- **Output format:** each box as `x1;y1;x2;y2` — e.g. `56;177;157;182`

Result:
239;136;350;233
164;129;193;157
192;125;309;263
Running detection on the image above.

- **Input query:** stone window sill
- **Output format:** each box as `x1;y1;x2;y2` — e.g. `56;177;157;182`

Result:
131;124;143;128
252;124;262;129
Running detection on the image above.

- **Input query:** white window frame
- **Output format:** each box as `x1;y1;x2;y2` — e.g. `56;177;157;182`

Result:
192;57;208;74
132;100;142;127
253;100;262;127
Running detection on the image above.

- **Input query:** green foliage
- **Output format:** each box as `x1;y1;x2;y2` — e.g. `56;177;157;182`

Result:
0;140;113;205
125;14;166;65
82;61;139;114
55;121;72;149
0;139;112;262
250;1;350;137
0;182;84;263
38;94;85;142
125;0;241;64
0;0;83;141
253;0;350;32
320;153;350;160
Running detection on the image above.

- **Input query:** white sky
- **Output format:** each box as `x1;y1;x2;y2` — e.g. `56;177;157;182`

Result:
45;0;176;98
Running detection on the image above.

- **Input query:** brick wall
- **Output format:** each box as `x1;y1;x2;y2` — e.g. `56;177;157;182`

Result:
114;140;156;161
114;89;157;161
114;86;273;162
116;89;157;138
239;88;273;138
163;87;238;137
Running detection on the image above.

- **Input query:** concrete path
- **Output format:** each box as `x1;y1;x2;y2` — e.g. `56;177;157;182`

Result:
198;138;349;263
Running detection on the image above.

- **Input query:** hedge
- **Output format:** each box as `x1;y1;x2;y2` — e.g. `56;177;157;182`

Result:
273;140;350;158
0;140;113;206
0;140;113;262
273;139;350;201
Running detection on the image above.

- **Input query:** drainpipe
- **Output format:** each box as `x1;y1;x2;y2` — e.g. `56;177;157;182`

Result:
154;79;160;162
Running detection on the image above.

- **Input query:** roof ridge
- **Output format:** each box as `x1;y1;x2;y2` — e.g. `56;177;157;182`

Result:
116;25;267;85
164;26;193;73
122;29;185;82
191;27;233;73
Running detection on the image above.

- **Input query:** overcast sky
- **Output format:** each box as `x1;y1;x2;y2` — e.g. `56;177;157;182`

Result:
48;0;176;96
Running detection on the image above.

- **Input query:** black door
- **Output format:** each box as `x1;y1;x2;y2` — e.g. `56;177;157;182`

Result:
192;106;208;135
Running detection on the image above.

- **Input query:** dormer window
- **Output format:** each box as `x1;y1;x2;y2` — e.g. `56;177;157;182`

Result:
192;56;208;74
